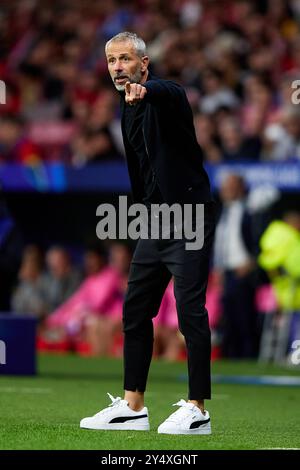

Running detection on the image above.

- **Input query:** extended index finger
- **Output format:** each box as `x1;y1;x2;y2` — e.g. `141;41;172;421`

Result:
125;81;131;95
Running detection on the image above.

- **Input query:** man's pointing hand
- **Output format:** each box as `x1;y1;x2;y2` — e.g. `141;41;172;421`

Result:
125;81;147;105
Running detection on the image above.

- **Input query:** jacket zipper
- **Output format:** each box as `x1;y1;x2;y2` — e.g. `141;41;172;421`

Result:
143;126;156;181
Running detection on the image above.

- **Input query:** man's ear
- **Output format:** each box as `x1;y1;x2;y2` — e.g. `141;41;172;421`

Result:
141;55;149;72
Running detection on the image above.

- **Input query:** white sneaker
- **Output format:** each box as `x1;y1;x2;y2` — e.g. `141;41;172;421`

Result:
80;393;150;431
157;399;211;435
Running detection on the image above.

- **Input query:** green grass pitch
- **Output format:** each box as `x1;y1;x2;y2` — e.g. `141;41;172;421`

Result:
0;354;300;450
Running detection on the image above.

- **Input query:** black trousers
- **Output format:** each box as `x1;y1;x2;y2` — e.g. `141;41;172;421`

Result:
122;202;216;400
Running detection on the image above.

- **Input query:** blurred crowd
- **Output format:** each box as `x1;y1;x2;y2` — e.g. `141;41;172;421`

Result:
1;0;300;165
6;238;191;361
1;171;300;364
1;0;300;364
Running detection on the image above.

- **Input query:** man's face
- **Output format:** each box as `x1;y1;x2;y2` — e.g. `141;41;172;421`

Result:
106;41;149;91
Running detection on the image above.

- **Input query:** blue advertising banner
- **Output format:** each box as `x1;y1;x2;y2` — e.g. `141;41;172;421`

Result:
0;162;300;193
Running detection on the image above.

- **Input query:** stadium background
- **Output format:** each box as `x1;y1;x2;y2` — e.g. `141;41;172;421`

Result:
1;0;300;450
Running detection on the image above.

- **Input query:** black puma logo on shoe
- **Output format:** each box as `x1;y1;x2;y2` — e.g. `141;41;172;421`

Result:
110;414;148;423
189;418;210;429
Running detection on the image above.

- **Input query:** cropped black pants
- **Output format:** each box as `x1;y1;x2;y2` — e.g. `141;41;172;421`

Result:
122;202;215;399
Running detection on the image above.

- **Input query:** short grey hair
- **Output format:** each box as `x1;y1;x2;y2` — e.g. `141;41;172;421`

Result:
105;32;146;57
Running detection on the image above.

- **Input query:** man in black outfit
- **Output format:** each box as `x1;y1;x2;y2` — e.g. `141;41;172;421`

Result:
80;32;215;435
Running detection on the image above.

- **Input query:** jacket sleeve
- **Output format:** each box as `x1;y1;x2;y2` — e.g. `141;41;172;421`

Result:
143;79;184;103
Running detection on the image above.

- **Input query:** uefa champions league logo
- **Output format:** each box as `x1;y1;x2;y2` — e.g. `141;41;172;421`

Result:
0;80;6;104
0;340;6;365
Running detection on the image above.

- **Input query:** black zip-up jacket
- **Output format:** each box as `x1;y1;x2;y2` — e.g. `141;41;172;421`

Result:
120;72;212;205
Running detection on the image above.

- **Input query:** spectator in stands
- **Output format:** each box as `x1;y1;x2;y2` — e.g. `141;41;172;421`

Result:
83;241;134;356
44;246;82;311
263;107;300;160
70;89;123;165
258;211;300;362
71;126;121;166
213;173;258;358
108;240;132;294
0;115;41;164
218;117;262;161
262;123;292;161
11;245;47;319
194;113;222;163
199;68;239;115
46;242;123;355
1;0;300;165
241;74;277;138
83;241;107;276
280;107;300;159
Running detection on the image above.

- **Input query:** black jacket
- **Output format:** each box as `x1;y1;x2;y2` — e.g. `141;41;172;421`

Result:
120;72;211;205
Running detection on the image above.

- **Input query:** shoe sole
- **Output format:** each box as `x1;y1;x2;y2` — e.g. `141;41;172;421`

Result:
80;423;150;431
158;425;211;435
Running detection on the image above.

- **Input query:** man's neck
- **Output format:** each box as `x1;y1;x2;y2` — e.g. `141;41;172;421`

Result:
140;69;149;85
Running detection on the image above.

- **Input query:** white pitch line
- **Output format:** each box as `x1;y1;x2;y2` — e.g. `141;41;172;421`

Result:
259;448;300;450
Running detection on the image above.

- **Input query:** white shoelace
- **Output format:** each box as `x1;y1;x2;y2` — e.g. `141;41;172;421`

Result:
167;399;196;423
95;393;124;417
173;399;191;408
